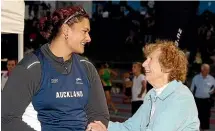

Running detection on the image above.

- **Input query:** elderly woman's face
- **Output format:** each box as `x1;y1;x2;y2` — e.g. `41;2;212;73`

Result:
142;49;166;84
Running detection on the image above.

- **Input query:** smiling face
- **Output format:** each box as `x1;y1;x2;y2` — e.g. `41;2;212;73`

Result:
142;40;188;87
65;18;91;54
142;49;168;85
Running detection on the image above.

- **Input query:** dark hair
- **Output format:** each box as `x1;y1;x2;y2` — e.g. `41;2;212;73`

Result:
7;58;18;64
39;6;89;41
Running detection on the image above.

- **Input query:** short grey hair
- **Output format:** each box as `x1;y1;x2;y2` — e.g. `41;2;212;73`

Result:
201;63;210;70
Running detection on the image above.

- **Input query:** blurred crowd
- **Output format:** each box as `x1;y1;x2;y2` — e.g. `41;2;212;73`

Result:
1;1;215;73
88;1;155;62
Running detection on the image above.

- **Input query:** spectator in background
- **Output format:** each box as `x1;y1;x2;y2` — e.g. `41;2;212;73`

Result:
193;48;202;74
1;59;17;90
183;48;190;61
191;64;215;131
210;55;215;77
29;18;40;47
131;62;147;115
123;72;132;103
40;2;51;17
25;1;40;19
25;17;47;50
144;13;155;44
99;63;118;114
93;2;104;20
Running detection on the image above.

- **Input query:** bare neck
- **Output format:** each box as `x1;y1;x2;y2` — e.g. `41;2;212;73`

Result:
49;38;72;61
134;72;141;77
150;75;169;89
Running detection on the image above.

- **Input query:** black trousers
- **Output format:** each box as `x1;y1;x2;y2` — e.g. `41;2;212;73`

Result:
132;101;143;115
195;97;211;129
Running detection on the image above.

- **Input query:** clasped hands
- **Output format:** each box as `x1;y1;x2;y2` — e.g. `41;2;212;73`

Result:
86;121;107;131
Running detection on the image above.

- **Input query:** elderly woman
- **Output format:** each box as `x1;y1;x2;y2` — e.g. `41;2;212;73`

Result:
87;40;199;131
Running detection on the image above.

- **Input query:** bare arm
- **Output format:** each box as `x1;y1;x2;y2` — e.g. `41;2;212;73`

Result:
139;80;147;97
110;69;117;77
98;69;106;86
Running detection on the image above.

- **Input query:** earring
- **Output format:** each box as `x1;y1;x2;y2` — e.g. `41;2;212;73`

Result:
65;34;68;40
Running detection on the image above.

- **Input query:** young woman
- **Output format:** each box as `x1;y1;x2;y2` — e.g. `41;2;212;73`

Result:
2;6;109;131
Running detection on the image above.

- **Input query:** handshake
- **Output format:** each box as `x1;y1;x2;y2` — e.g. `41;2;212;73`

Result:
86;121;107;131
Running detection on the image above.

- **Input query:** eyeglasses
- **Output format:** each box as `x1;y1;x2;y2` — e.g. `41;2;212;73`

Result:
63;6;87;24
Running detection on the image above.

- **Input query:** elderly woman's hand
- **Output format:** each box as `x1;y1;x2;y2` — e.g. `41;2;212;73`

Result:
86;121;107;131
